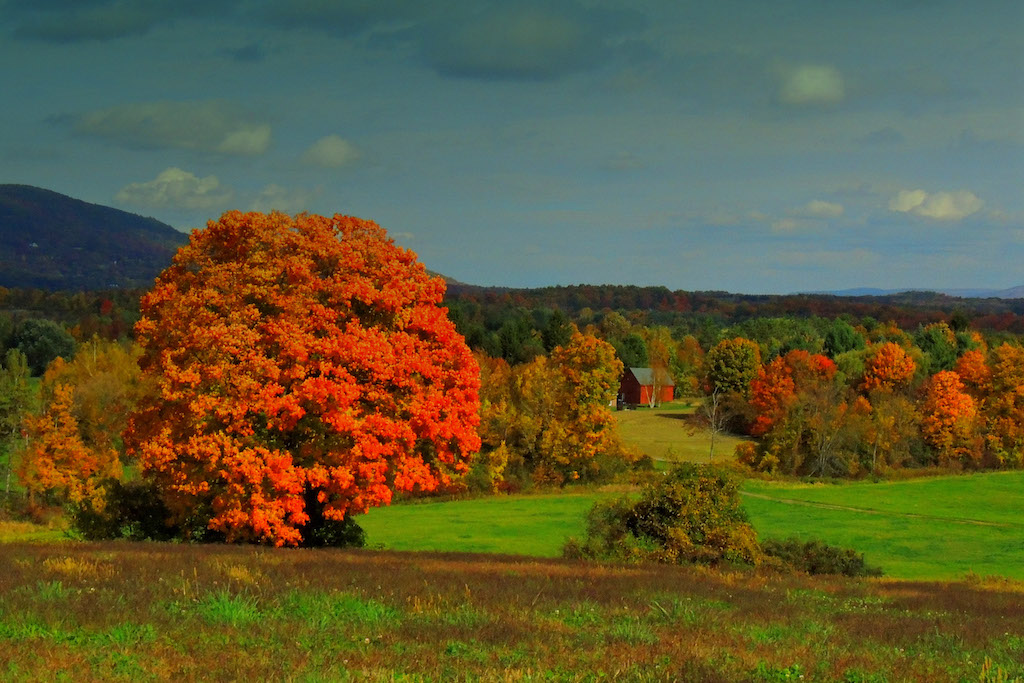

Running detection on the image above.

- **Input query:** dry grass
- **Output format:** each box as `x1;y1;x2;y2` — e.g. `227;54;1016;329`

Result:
1;541;1021;681
614;403;754;464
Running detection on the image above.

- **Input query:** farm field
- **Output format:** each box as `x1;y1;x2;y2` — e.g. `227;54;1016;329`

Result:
612;402;753;464
744;471;1024;581
1;541;1021;681
361;471;1024;581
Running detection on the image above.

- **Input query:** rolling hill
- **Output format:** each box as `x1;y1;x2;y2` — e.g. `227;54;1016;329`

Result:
0;184;188;291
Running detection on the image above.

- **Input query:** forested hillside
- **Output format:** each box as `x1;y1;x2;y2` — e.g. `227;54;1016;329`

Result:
0;185;187;290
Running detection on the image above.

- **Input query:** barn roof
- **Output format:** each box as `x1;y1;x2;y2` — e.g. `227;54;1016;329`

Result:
628;367;675;386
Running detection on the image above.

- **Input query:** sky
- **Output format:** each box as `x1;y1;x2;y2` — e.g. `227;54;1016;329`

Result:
1;0;1022;294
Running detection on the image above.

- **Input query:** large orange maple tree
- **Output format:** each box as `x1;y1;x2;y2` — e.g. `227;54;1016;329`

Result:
125;211;480;546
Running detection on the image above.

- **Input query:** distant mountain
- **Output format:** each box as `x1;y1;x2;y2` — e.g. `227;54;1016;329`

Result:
0;184;188;291
808;286;1024;300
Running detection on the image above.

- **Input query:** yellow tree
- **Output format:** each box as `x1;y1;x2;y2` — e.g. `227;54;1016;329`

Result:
17;384;120;506
543;331;625;480
983;343;1024;466
42;337;144;461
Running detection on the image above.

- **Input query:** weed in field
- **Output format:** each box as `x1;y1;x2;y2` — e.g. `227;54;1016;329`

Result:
42;555;114;580
841;670;889;683
104;623;157;648
195;589;262;627
749;661;805;681
30;579;70;601
605;615;659;645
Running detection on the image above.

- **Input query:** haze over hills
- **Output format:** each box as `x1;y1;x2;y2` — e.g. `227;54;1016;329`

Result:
0;184;187;291
808;286;1024;299
0;184;1021;301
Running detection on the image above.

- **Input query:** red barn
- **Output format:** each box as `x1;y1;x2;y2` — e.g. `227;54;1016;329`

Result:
619;367;675;408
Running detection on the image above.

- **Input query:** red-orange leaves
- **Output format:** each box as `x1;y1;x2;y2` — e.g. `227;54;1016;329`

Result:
920;370;979;466
125;211;480;546
860;342;916;394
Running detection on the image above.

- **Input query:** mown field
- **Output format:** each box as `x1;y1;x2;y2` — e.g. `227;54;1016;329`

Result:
361;471;1024;581
612;403;753;464
1;541;1022;681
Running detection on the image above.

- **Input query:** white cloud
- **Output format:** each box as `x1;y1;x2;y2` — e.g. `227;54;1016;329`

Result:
217;124;272;155
792;199;844;219
68;101;272;155
771;218;801;233
777;64;845;106
301;135;360;168
115;168;233;210
250;184;320;214
889;189;983;221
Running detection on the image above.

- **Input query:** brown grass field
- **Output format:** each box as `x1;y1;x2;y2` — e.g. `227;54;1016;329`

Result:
1;541;1021;681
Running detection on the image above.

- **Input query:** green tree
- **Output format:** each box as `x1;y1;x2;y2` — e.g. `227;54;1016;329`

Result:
613;332;648;369
541;309;573;352
824;319;865;358
0;349;31;497
12;319;76;376
705;337;761;396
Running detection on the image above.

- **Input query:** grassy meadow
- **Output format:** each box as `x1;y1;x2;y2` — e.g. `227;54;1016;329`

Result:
360;471;1024;582
1;541;1022;681
612;402;754;464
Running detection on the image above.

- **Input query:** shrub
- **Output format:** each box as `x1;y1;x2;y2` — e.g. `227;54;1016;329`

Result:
762;537;882;577
564;463;762;566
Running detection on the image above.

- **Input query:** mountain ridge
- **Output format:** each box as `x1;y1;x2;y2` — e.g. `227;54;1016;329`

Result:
0;184;188;290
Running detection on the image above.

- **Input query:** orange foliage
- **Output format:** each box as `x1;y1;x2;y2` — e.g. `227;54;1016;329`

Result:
125;211;480;546
749;357;795;437
860;342;916;393
749;350;835;437
18;384;120;505
954;349;991;398
920;371;979;466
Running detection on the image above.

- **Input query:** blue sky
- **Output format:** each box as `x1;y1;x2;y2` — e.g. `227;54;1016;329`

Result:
2;0;1021;293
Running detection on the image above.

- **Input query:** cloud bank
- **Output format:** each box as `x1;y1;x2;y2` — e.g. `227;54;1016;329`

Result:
66;101;271;155
889;189;983;221
301;135;359;168
115;168;233;209
777;64;845;106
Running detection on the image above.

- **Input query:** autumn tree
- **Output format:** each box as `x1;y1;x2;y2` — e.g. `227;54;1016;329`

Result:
42;338;145;461
953;349;991;399
17;384;120;506
920;370;980;467
982;343;1024;466
124;211;481;546
860;342;917;394
543;332;625;479
476;332;630;486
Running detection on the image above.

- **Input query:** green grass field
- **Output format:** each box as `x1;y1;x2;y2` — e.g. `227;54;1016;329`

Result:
362;471;1024;581
361;493;601;557
742;471;1024;580
613;402;754;464
1;541;1021;681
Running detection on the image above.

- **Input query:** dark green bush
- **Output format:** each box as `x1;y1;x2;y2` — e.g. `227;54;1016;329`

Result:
564;463;762;566
70;479;183;542
762;537;883;577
